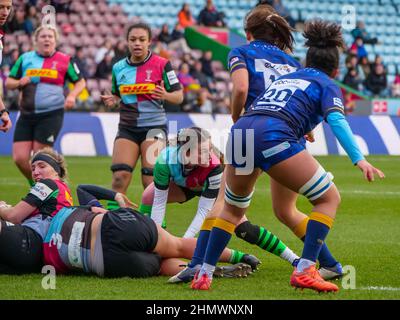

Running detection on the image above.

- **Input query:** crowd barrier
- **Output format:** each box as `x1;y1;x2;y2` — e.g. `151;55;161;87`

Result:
1;112;399;156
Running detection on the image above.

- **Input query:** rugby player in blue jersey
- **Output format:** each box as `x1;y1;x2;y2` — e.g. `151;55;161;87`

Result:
229;4;344;281
192;20;384;292
171;4;306;283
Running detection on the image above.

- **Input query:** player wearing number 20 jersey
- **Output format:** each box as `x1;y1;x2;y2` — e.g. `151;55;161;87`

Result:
240;67;349;171
228;40;302;111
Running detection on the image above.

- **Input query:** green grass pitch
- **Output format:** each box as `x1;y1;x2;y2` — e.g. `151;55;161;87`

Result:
0;155;399;300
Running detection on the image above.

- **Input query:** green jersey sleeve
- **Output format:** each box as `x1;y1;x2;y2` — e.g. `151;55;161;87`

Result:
9;55;24;79
66;58;83;83
162;61;182;92
153;156;171;190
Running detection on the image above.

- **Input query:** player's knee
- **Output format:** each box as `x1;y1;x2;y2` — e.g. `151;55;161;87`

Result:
13;152;29;167
299;166;335;203
224;183;254;210
111;166;131;190
327;185;341;208
235;221;259;244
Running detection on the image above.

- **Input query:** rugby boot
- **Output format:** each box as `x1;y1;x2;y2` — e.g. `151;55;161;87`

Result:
290;265;339;293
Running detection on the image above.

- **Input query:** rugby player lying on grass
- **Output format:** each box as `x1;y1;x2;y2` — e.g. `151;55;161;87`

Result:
0;148;72;274
41;184;257;278
139;126;300;283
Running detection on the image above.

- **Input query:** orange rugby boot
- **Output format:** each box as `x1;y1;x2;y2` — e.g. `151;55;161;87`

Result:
191;271;212;290
290;265;339;293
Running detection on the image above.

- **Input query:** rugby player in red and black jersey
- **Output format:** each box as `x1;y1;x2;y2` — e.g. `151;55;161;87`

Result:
0;148;73;274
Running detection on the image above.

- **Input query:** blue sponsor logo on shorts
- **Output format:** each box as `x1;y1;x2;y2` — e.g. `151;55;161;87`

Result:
262;141;291;158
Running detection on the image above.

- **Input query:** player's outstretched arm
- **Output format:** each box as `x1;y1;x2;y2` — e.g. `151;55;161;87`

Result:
327;111;385;182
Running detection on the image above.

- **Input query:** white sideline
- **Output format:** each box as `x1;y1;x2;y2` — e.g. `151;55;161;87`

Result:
359;286;400;292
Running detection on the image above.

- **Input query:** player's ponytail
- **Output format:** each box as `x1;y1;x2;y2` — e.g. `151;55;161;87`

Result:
303;19;345;75
244;4;294;53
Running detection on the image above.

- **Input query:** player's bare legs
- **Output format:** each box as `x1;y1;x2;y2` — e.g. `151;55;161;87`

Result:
13;141;50;183
154;224;237;262
193;152;340;292
267;151;340;292
270;178;307;229
140;137;165;189
111;138;140;194
13;141;34;181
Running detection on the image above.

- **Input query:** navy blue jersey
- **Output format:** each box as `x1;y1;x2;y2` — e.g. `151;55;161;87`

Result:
228;40;302;111
245;68;345;139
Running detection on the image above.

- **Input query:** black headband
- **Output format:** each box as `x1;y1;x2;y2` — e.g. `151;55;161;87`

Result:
31;154;61;176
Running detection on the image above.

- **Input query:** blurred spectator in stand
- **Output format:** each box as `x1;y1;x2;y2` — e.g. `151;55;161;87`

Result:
95;40;114;64
178;3;196;29
50;0;72;14
359;56;371;79
193;88;213;113
215;96;230;114
171;23;184;42
257;0;273;5
272;0;296;28
112;40;128;65
74;46;89;79
364;64;388;97
152;41;171;60
198;0;226;27
345;53;365;81
391;72;400;97
350;37;368;60
200;50;214;79
182;52;195;66
95;52;113;80
370;55;385;72
177;63;199;92
3;48;19;69
177;62;200;111
169;23;191;54
21;42;33;54
343;67;363;91
7;6;33;34
190;60;209;90
25;5;40;31
158;24;172;45
351;20;378;45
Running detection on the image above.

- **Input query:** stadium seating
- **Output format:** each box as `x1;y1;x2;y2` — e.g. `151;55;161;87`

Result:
3;0;400;108
106;0;400;78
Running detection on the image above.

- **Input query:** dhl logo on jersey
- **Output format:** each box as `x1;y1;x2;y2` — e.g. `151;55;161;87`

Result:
26;69;58;79
120;83;156;95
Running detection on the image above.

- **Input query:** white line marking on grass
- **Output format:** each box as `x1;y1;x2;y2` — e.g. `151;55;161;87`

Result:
341;190;400;196
359;286;400;292
253;188;400;196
